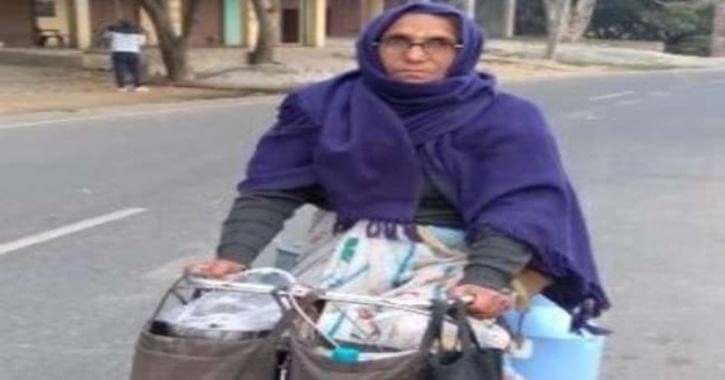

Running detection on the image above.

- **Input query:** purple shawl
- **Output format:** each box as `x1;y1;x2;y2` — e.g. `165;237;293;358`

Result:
240;3;610;317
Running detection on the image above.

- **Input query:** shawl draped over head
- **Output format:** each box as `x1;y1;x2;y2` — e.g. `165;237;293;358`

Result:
240;2;610;319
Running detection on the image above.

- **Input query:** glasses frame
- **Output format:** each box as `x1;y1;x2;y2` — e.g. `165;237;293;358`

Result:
372;37;464;56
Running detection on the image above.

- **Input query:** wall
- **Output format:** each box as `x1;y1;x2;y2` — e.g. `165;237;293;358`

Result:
328;0;361;37
326;0;405;38
0;0;34;47
384;0;406;9
89;0;139;47
187;0;223;47
281;0;302;43
36;0;73;46
223;0;242;45
244;0;258;47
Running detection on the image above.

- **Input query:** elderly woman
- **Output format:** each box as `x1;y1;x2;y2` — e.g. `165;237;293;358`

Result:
188;2;609;339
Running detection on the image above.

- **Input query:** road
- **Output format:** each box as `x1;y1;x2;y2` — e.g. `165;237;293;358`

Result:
1;69;724;380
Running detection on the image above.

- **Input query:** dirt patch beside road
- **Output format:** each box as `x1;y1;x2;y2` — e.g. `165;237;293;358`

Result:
0;56;614;115
0;64;242;115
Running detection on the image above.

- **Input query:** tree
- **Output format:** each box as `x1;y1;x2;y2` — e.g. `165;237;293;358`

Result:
516;0;548;36
564;0;598;42
588;0;716;56
136;0;202;83
516;0;598;43
543;0;571;59
248;0;280;64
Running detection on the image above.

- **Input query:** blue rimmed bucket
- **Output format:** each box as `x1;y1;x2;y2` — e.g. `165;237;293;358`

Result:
503;296;605;380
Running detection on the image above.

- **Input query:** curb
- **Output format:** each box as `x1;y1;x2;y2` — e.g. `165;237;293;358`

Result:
174;80;303;94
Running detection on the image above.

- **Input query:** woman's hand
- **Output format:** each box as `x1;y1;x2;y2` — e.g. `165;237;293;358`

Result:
451;284;514;320
183;259;246;279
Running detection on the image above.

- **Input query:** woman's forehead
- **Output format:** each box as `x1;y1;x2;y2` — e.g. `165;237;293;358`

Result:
382;13;459;39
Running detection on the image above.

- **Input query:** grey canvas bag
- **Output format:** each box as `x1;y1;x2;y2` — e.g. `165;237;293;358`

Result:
129;327;280;380
129;281;303;380
286;338;428;380
285;297;447;380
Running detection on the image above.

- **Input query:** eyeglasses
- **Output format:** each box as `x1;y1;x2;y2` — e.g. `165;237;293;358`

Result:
373;36;463;56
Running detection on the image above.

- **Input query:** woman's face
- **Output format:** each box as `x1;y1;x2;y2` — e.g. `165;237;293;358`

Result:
377;13;459;84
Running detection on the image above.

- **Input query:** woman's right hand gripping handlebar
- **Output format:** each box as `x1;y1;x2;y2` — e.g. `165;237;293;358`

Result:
183;259;247;279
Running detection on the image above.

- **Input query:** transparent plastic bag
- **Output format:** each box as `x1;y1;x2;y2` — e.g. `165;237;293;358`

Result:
157;268;296;340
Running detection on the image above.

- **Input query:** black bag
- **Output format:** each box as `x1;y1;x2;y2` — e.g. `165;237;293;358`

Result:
425;301;504;380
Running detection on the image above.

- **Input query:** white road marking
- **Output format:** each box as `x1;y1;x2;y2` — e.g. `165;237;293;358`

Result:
712;80;725;84
0;97;279;131
588;91;636;102
0;208;147;256
563;110;601;120
616;99;645;106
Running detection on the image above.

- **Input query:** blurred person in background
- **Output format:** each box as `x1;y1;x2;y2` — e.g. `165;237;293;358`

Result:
105;20;148;92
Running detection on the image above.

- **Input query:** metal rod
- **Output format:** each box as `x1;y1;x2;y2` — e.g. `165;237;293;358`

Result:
182;276;467;317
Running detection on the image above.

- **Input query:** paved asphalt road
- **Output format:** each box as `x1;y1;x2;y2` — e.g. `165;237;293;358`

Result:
1;69;724;380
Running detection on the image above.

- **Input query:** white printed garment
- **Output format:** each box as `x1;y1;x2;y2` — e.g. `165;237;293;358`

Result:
291;211;509;351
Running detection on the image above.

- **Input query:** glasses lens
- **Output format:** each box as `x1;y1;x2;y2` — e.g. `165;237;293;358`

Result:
380;36;410;53
422;38;456;55
377;36;460;56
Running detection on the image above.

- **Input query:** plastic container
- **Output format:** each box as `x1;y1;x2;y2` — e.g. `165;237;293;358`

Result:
331;346;361;364
503;296;605;380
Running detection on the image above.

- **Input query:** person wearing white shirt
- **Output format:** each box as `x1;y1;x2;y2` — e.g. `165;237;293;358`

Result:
104;20;148;92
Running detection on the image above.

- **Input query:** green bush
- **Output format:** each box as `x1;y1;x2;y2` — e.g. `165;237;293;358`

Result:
512;0;716;56
668;34;713;56
588;0;715;56
515;0;547;36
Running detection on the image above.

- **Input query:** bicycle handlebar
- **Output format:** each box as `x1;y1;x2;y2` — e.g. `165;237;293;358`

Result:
183;275;474;317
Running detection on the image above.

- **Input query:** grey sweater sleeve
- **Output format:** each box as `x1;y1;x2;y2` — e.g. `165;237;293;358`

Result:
216;188;315;265
459;228;533;290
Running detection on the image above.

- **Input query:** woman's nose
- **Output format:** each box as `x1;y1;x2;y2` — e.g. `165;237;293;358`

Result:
403;44;427;62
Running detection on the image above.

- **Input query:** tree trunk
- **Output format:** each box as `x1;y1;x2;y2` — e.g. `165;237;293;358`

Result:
543;0;571;59
158;34;190;82
136;0;197;82
563;0;597;42
249;0;279;64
